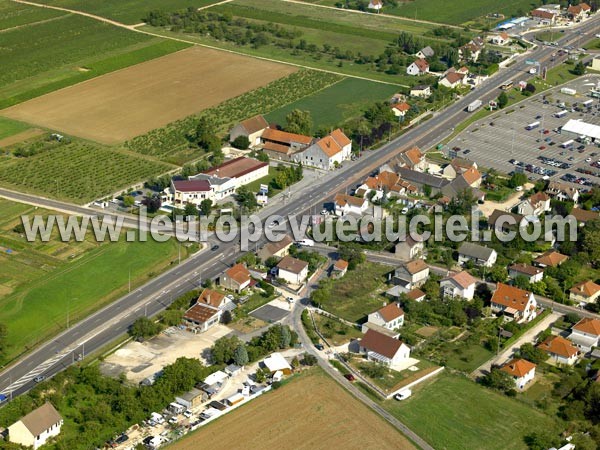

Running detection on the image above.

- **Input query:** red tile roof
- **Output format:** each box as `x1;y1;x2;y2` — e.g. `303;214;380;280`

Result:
239;115;268;134
407;288;426;301
445;270;476;289
413;58;429;72
443;71;466;85
203;157;267;179
508;263;544;277
538;335;578;358
277;255;308;274
334;193;365;208
393;102;410;113
501;358;536;378
330;128;351;148
261;128;313;145
573;317;600;336
333;259;348;271
225;263;251;285
570;280;600;298
571;207;599;223
197;288;225;308
316;135;343;158
184;303;219;324
360;329;405;359
403;259;428;275
377;302;404;322
491;283;533;312
534;250;568;267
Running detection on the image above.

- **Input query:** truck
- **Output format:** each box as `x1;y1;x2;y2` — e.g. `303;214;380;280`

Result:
561;87;577;96
467;99;482;112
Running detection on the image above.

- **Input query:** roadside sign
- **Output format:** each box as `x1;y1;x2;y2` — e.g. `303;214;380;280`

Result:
525;59;537;65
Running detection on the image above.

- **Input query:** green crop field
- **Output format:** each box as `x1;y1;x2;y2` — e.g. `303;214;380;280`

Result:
36;0;223;24
266;78;399;132
0;117;30;141
0;0;66;30
385;373;559;450
0;199;193;365
0;139;174;203
0;14;189;108
308;0;535;26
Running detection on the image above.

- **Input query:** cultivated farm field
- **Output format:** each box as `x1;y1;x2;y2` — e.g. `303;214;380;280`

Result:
2;46;297;144
265;78;399;132
0;199;192;365
170;368;416;450
0;139;174;203
0;0;64;30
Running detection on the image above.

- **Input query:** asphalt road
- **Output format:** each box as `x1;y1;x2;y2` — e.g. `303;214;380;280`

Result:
1;14;599;406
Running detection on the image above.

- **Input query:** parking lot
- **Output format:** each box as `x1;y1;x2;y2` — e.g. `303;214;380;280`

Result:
447;75;600;190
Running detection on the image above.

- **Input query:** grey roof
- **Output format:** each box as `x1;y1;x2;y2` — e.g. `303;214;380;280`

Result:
398;168;449;189
442;176;471;198
190;173;231;186
411;84;431;91
419;46;435;57
178;388;204;402
488;209;524;227
458;242;495;260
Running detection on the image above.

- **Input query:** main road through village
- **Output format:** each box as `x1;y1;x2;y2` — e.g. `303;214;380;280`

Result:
1;14;599;446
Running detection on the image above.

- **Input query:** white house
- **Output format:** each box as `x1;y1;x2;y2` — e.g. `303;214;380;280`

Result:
516;192;551;216
490;283;537;323
500;359;536;389
538;335;580;366
569;318;600;353
545;181;580;203
367;0;383;11
508;263;544;284
391;102;410;118
262;352;292;375
8;403;63;450
440;271;477;300
409;85;431;98
334;193;368;217
392;259;429;289
439;71;466;89
167;179;213;206
569;280;600;304
394;235;425;260
457;242;497;267
415;46;435;59
294;129;351;170
489;32;511;46
359;328;411;366
276;255;309;285
406;58;429;76
363;302;404;332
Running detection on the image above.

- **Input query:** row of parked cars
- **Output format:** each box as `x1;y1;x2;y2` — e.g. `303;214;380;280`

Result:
537;156;571;170
561;173;595;186
509;159;557;177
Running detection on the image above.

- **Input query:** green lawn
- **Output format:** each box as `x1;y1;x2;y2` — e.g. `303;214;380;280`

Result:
313;314;362;346
0;139;174;203
435;337;494;373
315;262;391;323
244;167;282;197
0;117;30;141
0;0;66;30
266;78;398;132
0;199;193;364
0;14;189;108
386;373;560;450
34;0;222;24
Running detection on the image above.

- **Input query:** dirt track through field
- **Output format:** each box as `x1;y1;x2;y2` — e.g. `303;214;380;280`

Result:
169;369;416;450
1;46;296;144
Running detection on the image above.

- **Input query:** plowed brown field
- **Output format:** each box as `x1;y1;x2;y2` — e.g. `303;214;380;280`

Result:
1;46;295;144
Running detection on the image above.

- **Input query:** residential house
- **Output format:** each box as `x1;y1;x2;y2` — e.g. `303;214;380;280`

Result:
490;283;537;323
406;287;426;302
415;46;435;59
220;263;252;293
183;296;222;332
534;250;569;268
442;157;477;179
567;2;591;21
440;174;481;201
487;210;525;233
490;32;511;46
459;39;483;62
392;259;429;289
545;181;580;203
367;0;383;11
409;85;431;98
457;242;498;267
294;129;351;170
396;146;428;172
569;318;600;352
516;192;551;216
260;128;313;161
334;193;368;217
229;115;269;146
571;207;600;226
332;259;348;278
531;8;559;25
508;263;544;284
439;71;466;89
257;234;294;261
167;179;213;206
276;255;309;285
8;403;63;450
362;302;405;332
357;170;417;201
538;335;580;365
391;102;411;119
406;58;429;76
500;359;536;389
569;280;600;304
395;235;425;260
397;167;449;195
390;92;406;104
359;328;411;366
440;271;477;300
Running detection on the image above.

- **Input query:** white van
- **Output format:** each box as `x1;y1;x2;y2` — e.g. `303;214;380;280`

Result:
151;412;165;424
394;389;412;401
296;238;314;247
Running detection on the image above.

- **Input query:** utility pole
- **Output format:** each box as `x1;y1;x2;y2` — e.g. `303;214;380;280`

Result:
128;267;131;293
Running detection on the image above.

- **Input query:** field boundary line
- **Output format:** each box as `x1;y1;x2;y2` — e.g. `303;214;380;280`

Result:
9;0;407;88
0;12;70;33
197;0;234;10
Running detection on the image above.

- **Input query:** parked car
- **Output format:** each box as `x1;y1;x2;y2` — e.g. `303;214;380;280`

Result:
33;375;45;383
183;410;192;418
315;343;324;350
344;373;356;382
394;389;412;401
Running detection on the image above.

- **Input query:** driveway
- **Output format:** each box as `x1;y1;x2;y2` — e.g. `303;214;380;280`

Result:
470;311;559;379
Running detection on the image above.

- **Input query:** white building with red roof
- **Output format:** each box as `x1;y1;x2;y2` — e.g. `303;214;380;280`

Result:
500;358;536;389
569;280;600;304
391;102;410;118
490;283;537;323
538;335;580;365
359;328;411;366
569;318;600;352
294;128;351;170
406;58;430;76
364;302;405;332
440;271;477;300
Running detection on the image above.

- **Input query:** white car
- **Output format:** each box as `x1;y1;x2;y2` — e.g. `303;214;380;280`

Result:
401;207;409;214
168;417;178;425
183;410;192;418
586;157;592;162
515;186;523;192
394;389;412;401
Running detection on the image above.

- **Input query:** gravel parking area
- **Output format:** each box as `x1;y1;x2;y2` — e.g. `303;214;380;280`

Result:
447;75;600;190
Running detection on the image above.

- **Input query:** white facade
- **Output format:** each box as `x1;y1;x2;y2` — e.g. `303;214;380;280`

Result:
440;278;475;300
366;310;404;331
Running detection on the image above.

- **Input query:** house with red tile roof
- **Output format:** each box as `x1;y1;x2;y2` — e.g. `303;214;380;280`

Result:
294;129;352;170
490;283;537;323
571;207;599;226
276;255;309;285
501;358;536;389
391;102;411;118
489;32;511;46
184;290;227;333
393;259;429;289
439;71;466;89
534;250;568;268
531;8;559;24
569;318;600;352
359;328;411;366
516;192;551;216
508;263;544;284
363;302;405;332
538;335;580;365
406;58;429;76
260;128;313;160
569;280;600;304
567;2;591;21
332;259;349;278
368;0;383;11
220;263;252;293
440;271;477;300
334;193;368;217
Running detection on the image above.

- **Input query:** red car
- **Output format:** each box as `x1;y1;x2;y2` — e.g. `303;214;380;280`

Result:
344;373;356;382
543;130;550;135
539;146;546;150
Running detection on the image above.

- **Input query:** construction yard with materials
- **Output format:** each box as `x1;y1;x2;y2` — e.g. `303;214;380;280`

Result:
2;46;296;144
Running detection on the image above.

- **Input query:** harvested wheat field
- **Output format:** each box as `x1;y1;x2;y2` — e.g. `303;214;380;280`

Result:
1;46;296;144
170;368;415;450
